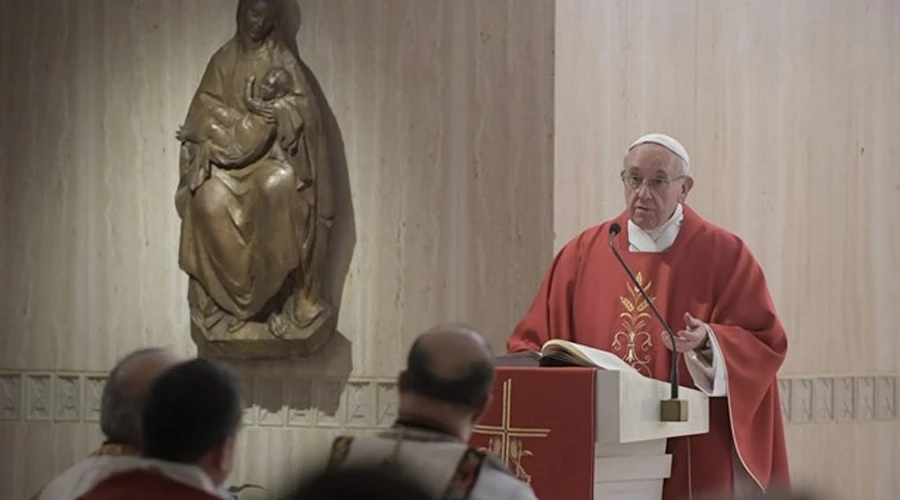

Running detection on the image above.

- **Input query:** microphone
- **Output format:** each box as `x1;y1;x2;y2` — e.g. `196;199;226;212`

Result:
608;222;688;422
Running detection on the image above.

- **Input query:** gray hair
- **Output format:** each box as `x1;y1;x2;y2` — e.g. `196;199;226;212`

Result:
100;347;168;445
674;156;691;178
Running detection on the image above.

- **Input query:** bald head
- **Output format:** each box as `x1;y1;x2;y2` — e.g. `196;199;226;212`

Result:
402;324;495;411
100;347;181;447
413;323;493;378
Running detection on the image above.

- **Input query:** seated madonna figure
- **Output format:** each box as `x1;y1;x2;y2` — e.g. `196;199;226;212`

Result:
175;0;334;350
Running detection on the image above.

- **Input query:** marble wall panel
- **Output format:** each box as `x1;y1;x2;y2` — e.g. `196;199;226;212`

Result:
554;1;900;498
0;0;554;497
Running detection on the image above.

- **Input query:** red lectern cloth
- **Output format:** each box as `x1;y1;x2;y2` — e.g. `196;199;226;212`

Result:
468;367;596;500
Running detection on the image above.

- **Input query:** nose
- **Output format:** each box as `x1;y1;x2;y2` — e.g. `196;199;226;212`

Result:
635;183;653;198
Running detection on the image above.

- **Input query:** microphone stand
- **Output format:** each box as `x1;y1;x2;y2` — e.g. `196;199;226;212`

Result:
609;223;688;422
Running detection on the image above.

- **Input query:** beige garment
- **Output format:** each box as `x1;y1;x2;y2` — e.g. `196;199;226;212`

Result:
329;426;537;500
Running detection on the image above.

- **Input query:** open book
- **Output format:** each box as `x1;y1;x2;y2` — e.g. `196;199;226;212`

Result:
534;340;639;374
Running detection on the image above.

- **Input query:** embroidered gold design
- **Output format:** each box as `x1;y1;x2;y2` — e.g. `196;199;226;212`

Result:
473;379;550;484
611;271;654;375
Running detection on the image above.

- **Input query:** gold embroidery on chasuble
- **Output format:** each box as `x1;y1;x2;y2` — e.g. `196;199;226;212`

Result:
326;435;354;469
472;379;550;484
611;271;654;376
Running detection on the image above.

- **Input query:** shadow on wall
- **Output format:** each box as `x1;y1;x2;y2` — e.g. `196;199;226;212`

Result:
233;0;358;423
231;333;354;424
279;0;357;316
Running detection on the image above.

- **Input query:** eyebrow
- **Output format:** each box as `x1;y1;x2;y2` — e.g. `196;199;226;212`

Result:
624;169;670;178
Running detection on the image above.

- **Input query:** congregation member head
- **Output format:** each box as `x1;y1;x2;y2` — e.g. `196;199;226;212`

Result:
141;357;244;486
77;357;244;500
100;347;183;452
33;347;181;500
397;322;496;440
325;323;537;500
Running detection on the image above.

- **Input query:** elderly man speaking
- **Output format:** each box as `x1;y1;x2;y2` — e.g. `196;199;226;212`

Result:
507;134;790;499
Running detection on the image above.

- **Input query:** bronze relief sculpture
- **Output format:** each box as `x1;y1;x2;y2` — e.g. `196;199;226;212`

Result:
175;0;334;358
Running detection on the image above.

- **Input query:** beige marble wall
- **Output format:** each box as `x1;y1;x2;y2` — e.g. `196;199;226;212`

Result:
0;0;554;497
5;0;899;498
555;0;900;498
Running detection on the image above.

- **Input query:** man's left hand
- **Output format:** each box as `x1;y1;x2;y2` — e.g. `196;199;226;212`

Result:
661;313;709;353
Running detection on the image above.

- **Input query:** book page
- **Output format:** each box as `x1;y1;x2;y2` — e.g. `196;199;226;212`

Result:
540;339;640;374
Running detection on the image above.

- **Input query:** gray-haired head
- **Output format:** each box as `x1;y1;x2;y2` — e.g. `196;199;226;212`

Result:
625;133;692;178
100;347;181;447
621;133;695;231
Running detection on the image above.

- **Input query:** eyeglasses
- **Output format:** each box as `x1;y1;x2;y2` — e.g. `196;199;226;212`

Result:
620;172;686;192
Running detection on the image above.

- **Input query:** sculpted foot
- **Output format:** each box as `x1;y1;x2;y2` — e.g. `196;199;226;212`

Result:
267;313;291;338
292;299;326;329
225;317;247;334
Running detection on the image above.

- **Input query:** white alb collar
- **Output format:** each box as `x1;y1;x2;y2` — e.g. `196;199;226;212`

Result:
627;204;684;252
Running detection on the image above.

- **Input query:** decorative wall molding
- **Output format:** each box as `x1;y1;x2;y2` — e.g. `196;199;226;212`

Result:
0;373;23;421
1;371;898;428
778;376;898;424
0;370;401;431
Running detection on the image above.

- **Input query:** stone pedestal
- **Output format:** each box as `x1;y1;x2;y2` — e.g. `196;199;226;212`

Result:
191;305;336;359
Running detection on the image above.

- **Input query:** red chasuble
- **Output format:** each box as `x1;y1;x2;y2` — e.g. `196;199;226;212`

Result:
78;470;221;500
508;205;790;499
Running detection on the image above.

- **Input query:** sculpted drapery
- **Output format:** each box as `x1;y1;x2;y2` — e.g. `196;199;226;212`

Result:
175;0;334;354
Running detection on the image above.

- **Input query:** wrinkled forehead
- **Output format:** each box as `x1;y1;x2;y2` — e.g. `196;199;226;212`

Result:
623;143;679;177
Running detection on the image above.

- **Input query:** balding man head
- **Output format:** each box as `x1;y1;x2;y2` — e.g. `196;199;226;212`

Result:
100;347;181;449
398;323;495;440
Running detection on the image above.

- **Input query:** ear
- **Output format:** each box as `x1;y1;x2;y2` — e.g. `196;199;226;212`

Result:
207;434;237;484
208;438;226;469
221;434;236;469
679;177;694;202
472;394;494;424
397;371;408;392
198;438;227;485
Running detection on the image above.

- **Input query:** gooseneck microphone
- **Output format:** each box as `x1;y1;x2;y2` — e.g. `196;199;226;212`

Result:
608;222;688;422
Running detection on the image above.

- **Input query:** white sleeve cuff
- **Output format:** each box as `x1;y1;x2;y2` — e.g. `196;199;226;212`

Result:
684;324;728;397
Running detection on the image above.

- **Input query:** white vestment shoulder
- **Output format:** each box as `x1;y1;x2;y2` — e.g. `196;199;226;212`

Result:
38;456;124;500
329;428;537;500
